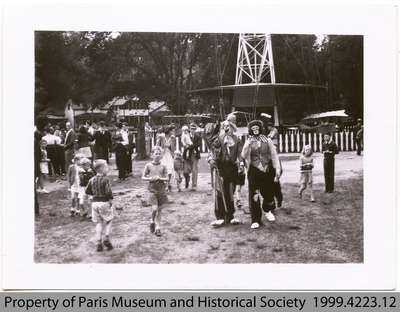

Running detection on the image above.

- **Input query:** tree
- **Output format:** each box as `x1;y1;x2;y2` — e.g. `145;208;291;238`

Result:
35;32;74;112
35;31;363;125
324;35;363;118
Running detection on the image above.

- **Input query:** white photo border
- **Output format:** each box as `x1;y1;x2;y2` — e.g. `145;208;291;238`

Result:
2;4;397;289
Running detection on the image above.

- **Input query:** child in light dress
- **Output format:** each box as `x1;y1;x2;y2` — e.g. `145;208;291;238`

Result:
67;154;83;216
37;139;50;193
173;150;184;192
181;125;192;160
298;144;315;202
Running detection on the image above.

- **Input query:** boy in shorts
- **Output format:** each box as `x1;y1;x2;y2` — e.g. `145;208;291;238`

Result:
78;158;95;218
142;146;169;237
86;159;114;252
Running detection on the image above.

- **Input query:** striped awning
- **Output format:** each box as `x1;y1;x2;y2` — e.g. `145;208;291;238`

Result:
303;110;348;120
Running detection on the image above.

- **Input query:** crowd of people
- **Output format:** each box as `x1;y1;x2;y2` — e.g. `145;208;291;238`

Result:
34;115;351;251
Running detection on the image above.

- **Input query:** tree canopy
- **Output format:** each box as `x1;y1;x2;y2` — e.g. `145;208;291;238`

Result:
35;31;363;119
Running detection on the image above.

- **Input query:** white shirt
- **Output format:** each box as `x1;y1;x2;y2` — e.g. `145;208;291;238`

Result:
42;134;61;145
120;130;129;146
65;129;73;142
88;126;95;136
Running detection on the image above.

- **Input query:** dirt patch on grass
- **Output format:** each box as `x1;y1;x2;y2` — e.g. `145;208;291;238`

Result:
35;153;363;264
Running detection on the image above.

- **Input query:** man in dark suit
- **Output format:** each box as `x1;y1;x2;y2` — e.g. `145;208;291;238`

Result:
127;128;135;174
93;121;112;163
64;121;76;173
34;127;43;216
113;122;129;181
354;118;363;156
183;123;202;191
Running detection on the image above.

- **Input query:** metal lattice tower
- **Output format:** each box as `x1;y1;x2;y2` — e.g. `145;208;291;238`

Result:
235;33;276;85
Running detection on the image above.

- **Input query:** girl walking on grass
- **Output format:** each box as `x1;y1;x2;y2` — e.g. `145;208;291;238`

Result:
298;144;315;202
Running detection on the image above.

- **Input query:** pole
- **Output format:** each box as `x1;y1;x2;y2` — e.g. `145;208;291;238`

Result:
273;88;279;127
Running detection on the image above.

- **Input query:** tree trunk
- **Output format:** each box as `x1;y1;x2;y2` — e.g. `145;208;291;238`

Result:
135;117;148;160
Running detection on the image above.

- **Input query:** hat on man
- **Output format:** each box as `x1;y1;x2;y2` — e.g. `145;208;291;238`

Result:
190;123;197;130
227;113;237;124
248;120;263;136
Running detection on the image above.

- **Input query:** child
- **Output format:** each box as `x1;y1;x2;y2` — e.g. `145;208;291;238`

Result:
67;154;83;216
322;133;339;193
181;125;192;160
173;150;184;192
234;162;245;208
298;144;315;202
142;146;169;237
37;139;50;193
86;159;114;252
78;158;95;218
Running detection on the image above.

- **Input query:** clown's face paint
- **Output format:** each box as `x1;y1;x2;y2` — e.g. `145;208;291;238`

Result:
251;125;260;136
224;124;231;133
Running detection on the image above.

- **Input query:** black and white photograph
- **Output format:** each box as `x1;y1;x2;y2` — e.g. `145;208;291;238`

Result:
2;4;396;290
33;31;364;264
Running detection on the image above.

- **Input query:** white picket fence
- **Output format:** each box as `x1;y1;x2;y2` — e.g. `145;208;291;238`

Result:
135;130;357;154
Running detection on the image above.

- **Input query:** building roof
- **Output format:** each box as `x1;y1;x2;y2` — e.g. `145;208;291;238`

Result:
108;97;170;114
74;112;109;119
108;96;139;107
67;99;111;111
149;101;169;113
302;110;348;120
38;105;65;117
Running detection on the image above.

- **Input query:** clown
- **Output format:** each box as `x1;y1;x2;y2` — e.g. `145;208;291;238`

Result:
241;120;281;229
210;120;242;227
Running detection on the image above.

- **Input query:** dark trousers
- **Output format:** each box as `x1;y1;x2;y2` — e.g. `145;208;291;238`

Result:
65;149;74;174
274;181;283;206
94;146;109;163
58;146;66;174
356;138;362;155
214;162;237;223
34;185;39;216
56;145;65;174
46;145;56;175
323;156;335;192
47;145;63;175
215;191;235;223
115;145;128;179
247;165;275;224
127;150;132;173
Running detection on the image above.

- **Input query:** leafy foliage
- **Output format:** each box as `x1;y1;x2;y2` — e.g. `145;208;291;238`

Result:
35;31;363;119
